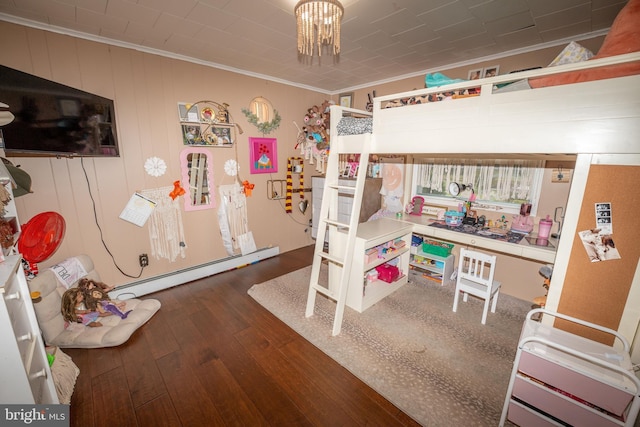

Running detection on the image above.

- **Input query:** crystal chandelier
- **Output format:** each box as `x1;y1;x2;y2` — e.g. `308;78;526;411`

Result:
295;0;344;57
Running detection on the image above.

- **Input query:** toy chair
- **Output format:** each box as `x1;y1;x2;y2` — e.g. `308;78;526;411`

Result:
452;248;501;325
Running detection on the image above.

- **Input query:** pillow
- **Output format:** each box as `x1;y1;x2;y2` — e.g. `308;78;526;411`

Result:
530;0;640;88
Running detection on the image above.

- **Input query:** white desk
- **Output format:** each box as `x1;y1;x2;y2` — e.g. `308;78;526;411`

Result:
399;215;557;264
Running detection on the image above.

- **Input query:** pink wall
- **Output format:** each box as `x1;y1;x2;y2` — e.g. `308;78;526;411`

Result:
0;20;601;301
0;21;322;286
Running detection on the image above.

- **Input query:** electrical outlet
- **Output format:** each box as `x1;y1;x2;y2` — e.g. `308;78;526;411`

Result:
139;253;149;267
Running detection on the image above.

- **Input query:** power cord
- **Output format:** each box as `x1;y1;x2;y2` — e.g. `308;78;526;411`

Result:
80;157;144;278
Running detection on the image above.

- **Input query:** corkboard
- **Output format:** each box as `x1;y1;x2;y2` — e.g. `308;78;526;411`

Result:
555;165;640;345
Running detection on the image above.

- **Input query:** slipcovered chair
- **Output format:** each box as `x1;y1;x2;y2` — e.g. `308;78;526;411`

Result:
28;254;161;348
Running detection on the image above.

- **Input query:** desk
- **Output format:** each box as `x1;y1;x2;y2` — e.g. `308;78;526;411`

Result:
399;215;557;263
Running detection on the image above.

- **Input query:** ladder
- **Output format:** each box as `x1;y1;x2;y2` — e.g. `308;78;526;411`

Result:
305;111;370;336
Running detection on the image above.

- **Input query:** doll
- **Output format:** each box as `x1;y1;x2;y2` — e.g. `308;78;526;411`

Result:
77;277;115;293
84;288;131;319
61;288;103;327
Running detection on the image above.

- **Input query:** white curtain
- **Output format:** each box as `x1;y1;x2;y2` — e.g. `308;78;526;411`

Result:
415;158;543;202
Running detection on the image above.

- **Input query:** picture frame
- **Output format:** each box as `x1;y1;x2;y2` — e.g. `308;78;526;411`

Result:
339;92;354;108
467;68;482;80
182;123;203;145
209;126;233;146
178;102;199;122
483;65;500;78
249;137;278;174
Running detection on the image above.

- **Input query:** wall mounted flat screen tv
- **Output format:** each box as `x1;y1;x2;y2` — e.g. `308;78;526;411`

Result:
0;65;120;157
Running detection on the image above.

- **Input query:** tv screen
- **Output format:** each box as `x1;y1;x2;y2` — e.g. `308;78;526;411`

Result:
0;65;120;157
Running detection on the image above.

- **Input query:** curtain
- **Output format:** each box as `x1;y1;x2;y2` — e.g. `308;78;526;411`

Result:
415;158;543;203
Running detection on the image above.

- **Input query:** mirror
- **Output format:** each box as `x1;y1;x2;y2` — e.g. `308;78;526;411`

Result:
249;97;274;124
180;148;214;211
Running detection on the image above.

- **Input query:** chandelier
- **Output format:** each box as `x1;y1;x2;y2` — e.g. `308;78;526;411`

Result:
295;0;344;57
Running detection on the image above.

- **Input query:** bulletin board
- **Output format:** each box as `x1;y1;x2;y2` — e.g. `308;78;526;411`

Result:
555;164;640;345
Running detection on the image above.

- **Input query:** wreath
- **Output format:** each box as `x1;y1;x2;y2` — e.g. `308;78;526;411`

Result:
241;108;281;134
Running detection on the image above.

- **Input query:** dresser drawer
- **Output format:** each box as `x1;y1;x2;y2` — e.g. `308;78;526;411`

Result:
513;375;622;427
27;340;52;404
519;349;633;416
11;316;39;364
507;399;563;427
3;274;26;317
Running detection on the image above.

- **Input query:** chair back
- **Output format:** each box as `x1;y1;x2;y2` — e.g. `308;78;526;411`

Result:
458;248;497;287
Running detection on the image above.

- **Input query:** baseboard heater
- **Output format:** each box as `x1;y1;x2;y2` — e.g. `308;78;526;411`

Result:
110;246;280;300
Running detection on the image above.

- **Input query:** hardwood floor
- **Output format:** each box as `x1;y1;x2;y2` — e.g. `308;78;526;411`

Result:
64;245;420;427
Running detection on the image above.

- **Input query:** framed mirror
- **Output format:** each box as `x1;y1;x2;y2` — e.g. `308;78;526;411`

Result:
180;148;214;211
243;97;280;134
249;97;274;123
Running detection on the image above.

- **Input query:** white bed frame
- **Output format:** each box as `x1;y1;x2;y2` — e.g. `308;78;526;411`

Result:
311;52;640;344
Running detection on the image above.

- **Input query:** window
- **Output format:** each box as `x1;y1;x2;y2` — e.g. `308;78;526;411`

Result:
411;158;544;215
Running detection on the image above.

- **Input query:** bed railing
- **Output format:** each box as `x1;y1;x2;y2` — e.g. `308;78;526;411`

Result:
373;51;640;110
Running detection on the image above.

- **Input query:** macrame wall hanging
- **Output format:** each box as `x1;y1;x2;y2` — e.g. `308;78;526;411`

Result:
285;157;305;213
218;183;255;254
140;186;187;262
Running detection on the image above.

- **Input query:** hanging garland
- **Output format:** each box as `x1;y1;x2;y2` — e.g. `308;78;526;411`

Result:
241;108;281;134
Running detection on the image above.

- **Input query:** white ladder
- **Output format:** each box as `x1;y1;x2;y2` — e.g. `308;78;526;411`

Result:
305;123;370;336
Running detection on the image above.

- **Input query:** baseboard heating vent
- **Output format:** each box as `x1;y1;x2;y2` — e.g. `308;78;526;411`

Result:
111;246;280;299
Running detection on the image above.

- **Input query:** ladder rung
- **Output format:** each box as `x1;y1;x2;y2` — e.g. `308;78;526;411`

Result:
310;282;334;299
317;251;344;265
327;183;356;192
322;218;349;229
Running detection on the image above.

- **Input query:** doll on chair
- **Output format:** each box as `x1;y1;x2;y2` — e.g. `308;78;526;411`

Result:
61;288;108;327
78;278;131;318
84;288;132;319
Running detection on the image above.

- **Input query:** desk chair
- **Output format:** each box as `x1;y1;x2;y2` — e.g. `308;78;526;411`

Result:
453;248;501;325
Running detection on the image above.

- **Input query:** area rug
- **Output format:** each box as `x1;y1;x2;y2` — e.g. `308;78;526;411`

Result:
248;266;532;426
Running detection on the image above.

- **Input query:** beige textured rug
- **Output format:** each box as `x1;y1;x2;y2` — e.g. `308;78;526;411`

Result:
248;266;531;426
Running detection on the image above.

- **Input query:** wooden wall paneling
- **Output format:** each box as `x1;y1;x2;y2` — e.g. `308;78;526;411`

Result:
47;34;82;89
75;39;117;99
0;23;30;71
25;28;51;78
556;164;640;344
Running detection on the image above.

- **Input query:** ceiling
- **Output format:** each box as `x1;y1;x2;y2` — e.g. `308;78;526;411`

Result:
0;0;627;93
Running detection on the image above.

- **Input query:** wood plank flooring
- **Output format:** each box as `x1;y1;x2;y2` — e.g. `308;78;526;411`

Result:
64;245;420;427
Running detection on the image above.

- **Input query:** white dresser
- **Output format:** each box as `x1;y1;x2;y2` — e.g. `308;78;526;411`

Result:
0;254;59;404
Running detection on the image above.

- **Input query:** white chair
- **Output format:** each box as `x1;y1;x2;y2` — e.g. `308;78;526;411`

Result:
452;248;501;325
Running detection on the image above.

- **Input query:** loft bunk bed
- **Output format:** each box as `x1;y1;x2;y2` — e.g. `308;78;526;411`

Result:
335;51;640;156
306;50;640;340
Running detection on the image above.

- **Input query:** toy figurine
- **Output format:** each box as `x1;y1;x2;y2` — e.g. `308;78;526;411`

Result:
83;287;132;319
77;277;115;293
533;264;553;309
61;288;104;327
